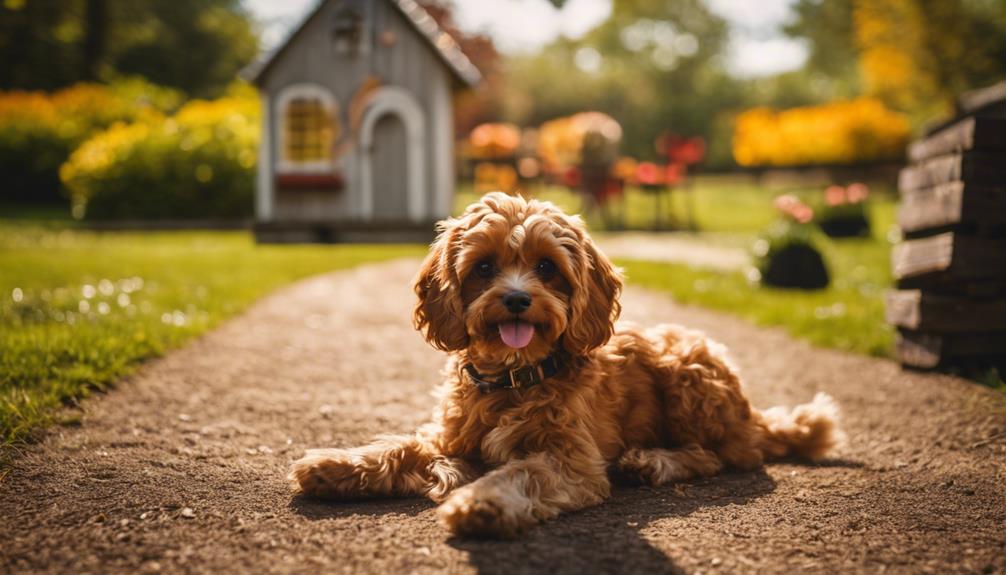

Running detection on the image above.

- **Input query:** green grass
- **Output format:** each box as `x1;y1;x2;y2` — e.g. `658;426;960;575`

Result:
0;222;424;451
616;198;898;358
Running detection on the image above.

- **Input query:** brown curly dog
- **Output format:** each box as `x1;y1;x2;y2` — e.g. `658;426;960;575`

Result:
289;192;842;538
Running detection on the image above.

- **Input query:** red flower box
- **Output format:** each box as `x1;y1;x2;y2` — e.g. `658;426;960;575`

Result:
276;173;344;190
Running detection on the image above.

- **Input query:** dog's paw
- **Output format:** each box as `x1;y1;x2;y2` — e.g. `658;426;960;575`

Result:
288;448;361;498
437;485;528;538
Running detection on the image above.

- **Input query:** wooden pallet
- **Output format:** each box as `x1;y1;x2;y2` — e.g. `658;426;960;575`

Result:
886;290;1006;332
898;182;1006;234
898;151;1006;192
908;116;1006;163
896;330;1006;369
891;90;1006;369
892;232;1006;286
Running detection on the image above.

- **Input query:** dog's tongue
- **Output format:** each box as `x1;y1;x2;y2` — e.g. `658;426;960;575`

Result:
498;321;535;349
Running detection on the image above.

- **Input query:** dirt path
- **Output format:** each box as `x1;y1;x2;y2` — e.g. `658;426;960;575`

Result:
2;259;1005;575
596;233;748;270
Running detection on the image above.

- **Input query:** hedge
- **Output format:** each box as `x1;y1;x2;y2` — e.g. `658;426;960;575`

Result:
60;93;258;220
0;80;180;205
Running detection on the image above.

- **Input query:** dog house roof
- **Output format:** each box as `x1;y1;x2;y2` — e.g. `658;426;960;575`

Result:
245;0;482;88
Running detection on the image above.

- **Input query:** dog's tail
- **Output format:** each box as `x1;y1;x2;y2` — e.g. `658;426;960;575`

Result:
756;392;844;462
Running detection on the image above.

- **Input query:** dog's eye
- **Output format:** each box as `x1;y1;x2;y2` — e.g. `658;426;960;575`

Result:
536;258;557;280
474;260;495;279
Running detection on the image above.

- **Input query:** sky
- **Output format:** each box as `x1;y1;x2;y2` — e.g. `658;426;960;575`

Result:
243;0;808;78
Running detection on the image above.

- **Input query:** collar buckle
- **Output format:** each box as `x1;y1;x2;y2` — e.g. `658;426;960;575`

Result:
508;366;540;389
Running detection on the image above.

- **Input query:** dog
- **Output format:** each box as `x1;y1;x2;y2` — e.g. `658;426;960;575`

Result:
289;192;842;538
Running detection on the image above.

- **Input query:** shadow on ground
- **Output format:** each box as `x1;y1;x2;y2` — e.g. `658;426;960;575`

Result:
288;468;777;575
288;494;436;520
450;469;777;575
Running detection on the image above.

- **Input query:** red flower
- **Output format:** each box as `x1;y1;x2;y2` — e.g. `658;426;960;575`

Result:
635;162;662;185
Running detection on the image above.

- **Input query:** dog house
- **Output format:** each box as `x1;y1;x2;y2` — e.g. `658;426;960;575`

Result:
246;0;480;242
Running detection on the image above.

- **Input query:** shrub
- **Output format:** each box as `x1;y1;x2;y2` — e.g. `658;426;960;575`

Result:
732;98;910;167
816;183;871;238
753;196;830;290
61;94;259;220
0;80;180;205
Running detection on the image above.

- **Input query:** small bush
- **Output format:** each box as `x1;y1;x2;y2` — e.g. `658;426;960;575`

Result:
816;183;871;238
61;94;259;220
754;196;830;290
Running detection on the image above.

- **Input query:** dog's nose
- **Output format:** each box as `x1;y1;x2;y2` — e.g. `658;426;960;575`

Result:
502;291;532;314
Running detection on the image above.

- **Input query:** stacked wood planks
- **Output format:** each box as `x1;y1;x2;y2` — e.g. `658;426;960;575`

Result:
887;114;1006;368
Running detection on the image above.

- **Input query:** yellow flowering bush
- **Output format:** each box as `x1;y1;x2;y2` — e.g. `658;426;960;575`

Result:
0;80;179;203
61;94;259;219
732;98;910;167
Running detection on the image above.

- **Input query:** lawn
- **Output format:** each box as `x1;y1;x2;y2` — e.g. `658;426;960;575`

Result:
615;234;894;358
618;202;897;358
0;222;424;452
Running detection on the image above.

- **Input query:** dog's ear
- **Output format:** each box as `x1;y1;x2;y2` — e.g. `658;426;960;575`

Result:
563;228;623;356
412;220;469;351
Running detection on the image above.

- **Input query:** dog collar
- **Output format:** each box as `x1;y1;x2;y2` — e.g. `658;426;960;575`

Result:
463;355;562;394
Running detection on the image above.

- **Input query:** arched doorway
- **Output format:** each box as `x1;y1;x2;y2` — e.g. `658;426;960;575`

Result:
370;113;409;220
359;87;426;222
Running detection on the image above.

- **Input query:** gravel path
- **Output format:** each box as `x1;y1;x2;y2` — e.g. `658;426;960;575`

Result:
2;259;1004;574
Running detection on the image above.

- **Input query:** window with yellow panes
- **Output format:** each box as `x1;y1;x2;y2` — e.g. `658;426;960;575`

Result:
283;97;336;164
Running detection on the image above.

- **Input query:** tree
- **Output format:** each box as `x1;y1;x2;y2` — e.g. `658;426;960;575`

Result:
0;0;258;96
854;0;1006;121
783;0;861;98
499;0;741;162
419;1;503;136
785;0;1006;122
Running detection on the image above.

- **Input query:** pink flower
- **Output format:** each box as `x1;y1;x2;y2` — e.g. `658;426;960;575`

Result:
825;185;846;207
793;205;814;224
846;182;869;203
774;194;800;212
774;194;814;223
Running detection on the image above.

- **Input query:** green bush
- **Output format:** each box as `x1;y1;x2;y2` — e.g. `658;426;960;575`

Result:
753;220;830;290
816;184;872;239
0;80;180;205
61;94;259;220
